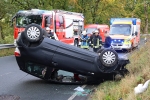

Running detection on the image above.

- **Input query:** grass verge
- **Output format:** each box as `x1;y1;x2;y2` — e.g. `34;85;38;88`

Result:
91;38;150;100
0;48;15;57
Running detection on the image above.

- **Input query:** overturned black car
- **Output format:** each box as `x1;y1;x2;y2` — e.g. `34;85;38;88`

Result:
15;24;130;84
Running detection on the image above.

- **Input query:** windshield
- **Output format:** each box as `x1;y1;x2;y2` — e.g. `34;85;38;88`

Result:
109;24;131;36
16;15;42;27
85;28;97;34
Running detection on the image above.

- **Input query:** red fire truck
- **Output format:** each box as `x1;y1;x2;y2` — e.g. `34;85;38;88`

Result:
11;9;84;46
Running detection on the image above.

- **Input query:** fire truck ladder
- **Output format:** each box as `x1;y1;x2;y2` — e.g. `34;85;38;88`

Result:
55;10;83;16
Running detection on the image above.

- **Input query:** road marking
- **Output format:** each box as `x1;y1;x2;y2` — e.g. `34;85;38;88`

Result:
68;85;87;100
0;72;12;77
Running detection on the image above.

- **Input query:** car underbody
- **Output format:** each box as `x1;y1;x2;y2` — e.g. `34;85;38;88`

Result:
15;24;130;84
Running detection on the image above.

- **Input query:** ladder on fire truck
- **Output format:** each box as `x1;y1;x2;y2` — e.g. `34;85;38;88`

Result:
55;10;84;17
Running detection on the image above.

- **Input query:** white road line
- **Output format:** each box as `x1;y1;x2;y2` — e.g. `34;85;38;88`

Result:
68;85;87;100
0;72;12;77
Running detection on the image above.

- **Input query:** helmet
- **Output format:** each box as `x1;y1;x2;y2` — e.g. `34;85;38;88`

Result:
94;30;99;33
46;27;50;31
82;31;87;35
92;30;99;34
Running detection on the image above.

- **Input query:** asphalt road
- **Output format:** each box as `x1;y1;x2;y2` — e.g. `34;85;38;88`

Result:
0;56;96;100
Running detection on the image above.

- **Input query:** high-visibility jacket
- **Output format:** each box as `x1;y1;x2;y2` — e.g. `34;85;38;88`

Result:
89;34;102;48
80;35;90;49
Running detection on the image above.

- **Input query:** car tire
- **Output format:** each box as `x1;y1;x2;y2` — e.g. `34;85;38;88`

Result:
99;49;118;67
24;23;43;42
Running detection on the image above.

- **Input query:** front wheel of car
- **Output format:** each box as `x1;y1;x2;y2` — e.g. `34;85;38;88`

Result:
99;49;118;67
24;24;43;42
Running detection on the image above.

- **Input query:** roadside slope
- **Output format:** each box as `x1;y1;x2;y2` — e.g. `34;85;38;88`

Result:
92;39;150;100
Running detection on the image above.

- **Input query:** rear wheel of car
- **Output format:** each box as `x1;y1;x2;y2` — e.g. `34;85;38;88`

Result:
99;49;118;67
24;24;43;42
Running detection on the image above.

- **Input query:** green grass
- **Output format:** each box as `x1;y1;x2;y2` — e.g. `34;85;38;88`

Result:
91;38;150;100
0;48;15;57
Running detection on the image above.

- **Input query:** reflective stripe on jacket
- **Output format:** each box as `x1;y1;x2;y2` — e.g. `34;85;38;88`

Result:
80;35;89;49
90;35;102;48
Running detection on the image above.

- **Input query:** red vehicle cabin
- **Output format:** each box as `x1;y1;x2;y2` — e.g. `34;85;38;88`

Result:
84;24;110;43
11;9;84;46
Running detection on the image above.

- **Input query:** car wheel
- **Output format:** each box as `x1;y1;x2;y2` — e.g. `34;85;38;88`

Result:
99;49;118;67
24;23;43;42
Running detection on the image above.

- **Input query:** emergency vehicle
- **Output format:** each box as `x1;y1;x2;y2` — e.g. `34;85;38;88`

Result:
84;24;110;43
11;9;84;46
109;18;141;50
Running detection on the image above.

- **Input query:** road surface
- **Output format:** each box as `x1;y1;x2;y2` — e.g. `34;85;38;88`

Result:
0;55;96;100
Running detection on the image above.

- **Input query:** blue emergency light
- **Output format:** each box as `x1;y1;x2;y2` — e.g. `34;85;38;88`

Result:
132;19;136;25
111;39;124;44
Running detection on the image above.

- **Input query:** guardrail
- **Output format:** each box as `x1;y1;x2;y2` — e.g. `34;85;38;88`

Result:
0;44;15;50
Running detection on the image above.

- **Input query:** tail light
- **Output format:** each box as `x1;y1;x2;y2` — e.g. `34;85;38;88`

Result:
14;47;21;57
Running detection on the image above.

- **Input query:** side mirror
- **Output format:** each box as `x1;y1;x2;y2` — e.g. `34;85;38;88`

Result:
10;14;17;27
10;19;13;27
135;32;138;36
132;33;135;36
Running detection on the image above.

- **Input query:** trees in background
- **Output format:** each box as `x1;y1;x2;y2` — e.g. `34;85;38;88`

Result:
0;0;150;43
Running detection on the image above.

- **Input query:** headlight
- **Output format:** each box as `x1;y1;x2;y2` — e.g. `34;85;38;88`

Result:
125;38;130;42
124;38;131;44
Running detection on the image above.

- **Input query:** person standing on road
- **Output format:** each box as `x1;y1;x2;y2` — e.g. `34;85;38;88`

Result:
80;31;90;50
46;27;55;39
89;30;102;52
97;32;112;54
103;32;112;48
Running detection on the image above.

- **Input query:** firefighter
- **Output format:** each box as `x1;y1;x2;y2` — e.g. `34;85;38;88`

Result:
89;30;102;52
46;27;55;39
80;31;90;50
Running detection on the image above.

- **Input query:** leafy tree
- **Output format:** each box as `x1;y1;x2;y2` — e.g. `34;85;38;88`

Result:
0;0;150;43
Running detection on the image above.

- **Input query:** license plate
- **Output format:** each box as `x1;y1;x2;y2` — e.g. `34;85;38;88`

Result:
113;46;121;50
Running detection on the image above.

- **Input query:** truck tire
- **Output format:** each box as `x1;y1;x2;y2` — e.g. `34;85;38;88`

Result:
24;24;43;42
99;49;118;67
